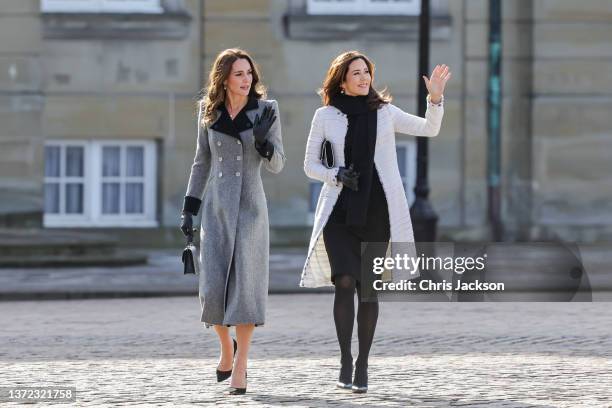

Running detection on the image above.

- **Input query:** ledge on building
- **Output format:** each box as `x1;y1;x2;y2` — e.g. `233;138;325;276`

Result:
282;13;452;41
41;10;192;40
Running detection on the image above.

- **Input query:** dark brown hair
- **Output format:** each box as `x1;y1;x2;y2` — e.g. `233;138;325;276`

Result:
198;48;266;125
318;50;391;110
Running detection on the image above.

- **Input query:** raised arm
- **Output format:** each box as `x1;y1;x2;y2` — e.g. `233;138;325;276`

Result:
387;94;444;137
255;100;286;174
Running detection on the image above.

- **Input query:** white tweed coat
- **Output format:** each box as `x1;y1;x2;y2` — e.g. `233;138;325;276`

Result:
300;95;444;288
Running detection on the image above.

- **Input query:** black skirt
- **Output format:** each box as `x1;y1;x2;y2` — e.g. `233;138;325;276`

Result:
323;168;391;287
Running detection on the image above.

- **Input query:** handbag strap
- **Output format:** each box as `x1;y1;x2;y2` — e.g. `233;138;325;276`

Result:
186;227;198;245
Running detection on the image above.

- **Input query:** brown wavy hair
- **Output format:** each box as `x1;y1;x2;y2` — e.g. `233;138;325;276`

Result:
198;48;266;125
318;51;391;110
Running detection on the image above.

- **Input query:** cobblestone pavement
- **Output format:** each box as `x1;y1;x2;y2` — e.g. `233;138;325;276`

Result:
1;294;611;407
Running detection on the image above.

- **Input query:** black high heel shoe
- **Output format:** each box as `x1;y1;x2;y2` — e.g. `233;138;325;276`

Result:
216;338;237;382
227;370;247;395
336;357;353;390
351;361;368;393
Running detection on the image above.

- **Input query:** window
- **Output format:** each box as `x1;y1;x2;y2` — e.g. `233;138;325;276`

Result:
307;181;323;223
307;0;420;15
100;144;146;215
44;140;157;227
44;143;87;216
395;140;416;205
41;0;163;14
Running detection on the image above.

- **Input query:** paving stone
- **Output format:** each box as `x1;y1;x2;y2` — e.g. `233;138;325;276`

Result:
0;295;611;406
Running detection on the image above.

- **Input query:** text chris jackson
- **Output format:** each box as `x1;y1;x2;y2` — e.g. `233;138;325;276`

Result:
370;253;506;292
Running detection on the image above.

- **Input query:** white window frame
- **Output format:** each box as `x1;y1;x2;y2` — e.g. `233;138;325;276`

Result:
307;0;421;15
307;181;323;225
43;141;90;223
44;139;158;228
395;139;417;205
41;0;163;14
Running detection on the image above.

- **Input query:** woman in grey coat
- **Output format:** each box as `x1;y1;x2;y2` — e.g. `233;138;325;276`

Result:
180;48;285;395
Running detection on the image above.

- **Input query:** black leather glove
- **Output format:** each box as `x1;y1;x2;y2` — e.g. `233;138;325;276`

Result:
336;164;360;191
253;105;277;146
180;211;194;239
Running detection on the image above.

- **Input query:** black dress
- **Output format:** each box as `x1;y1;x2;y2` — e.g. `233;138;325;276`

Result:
323;96;391;288
323;167;390;286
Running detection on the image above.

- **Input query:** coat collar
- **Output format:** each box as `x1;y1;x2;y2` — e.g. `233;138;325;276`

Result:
210;97;259;139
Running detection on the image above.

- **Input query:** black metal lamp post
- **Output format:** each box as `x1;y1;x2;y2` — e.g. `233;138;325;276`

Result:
410;0;438;243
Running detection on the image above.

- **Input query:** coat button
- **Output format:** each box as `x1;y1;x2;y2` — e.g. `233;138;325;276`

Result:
235;172;240;177
218;157;223;162
236;155;241;161
218;172;223;177
217;141;221;146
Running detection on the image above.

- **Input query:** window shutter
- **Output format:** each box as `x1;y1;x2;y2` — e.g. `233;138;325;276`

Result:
41;0;162;13
100;0;162;13
41;0;100;13
306;0;420;15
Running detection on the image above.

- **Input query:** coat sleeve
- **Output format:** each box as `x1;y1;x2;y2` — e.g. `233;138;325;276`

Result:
260;99;286;174
303;108;340;186
183;100;211;216
387;94;444;137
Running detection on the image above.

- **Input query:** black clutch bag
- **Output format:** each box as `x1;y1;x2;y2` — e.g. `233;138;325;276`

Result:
320;139;334;169
181;229;200;275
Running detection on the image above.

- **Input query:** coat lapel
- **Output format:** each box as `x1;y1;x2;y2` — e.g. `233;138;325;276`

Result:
210;97;259;139
245;98;261;128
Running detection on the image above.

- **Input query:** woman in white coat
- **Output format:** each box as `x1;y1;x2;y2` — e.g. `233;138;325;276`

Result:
300;51;451;393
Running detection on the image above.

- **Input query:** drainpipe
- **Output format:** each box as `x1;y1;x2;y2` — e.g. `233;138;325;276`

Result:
487;0;504;241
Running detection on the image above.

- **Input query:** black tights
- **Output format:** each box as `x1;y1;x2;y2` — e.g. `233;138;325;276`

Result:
334;274;378;384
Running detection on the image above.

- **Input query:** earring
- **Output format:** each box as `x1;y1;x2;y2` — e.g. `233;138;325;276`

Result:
340;88;345;94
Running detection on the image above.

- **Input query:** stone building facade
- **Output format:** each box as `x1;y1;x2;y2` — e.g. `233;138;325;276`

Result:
0;0;610;245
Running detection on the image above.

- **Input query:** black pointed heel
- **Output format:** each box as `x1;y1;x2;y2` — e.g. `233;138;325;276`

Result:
227;370;247;395
216;338;238;382
352;361;368;393
336;357;353;390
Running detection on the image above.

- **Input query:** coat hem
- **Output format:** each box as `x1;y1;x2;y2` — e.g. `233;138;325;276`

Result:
203;321;265;329
299;278;333;288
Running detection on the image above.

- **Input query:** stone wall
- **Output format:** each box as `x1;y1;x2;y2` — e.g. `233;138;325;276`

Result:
1;0;610;242
0;0;44;226
530;0;612;240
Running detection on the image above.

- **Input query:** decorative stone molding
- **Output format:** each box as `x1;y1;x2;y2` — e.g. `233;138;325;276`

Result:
42;8;192;40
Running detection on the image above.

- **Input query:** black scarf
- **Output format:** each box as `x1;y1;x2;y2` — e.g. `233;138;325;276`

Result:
330;93;378;226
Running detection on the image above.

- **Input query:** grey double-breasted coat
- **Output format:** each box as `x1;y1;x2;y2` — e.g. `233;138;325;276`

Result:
184;97;285;327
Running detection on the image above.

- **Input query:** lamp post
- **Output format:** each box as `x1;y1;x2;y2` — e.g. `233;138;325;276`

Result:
410;0;438;243
487;0;503;241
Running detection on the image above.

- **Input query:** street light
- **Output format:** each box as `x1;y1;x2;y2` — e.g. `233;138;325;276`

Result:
410;0;438;243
